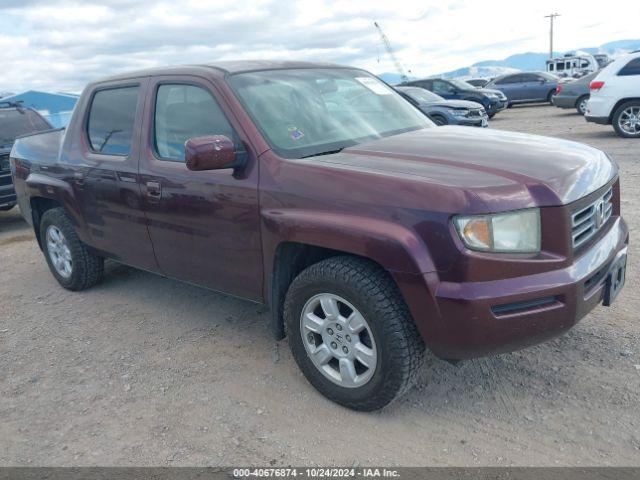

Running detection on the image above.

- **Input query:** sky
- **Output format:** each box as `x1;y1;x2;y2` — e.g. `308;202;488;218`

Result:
0;0;637;93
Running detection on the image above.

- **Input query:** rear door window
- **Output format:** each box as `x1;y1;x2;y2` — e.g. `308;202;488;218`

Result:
87;86;139;156
618;57;640;76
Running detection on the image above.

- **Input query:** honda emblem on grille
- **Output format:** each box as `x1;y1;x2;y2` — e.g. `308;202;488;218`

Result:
594;200;606;229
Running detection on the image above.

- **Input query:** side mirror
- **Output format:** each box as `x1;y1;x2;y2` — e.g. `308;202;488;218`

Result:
185;135;238;171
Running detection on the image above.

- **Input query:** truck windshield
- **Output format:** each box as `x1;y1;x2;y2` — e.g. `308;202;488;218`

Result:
0;108;50;145
228;68;431;159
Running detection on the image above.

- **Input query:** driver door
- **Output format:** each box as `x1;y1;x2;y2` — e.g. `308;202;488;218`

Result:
138;77;263;301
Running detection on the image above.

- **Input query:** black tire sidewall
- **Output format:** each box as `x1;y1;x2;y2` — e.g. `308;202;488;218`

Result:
432;115;447;126
286;272;408;410
40;209;88;290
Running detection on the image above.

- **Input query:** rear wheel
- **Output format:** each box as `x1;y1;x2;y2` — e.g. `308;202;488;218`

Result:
284;257;425;411
40;208;104;291
575;95;589;115
612;101;640;138
547;90;556;104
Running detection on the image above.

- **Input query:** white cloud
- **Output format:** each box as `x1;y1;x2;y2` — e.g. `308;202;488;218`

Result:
0;0;637;93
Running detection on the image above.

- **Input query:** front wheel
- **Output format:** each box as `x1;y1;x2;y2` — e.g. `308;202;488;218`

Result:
40;208;104;291
431;115;447;126
284;257;425;411
612;101;640;138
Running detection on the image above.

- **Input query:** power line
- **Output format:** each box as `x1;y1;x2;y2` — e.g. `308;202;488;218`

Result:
544;13;561;60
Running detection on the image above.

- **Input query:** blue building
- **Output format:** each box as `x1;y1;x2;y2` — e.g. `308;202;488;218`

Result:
0;90;79;128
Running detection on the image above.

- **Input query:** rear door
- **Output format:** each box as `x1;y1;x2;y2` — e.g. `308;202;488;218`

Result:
138;76;263;301
492;75;519;100
74;79;159;271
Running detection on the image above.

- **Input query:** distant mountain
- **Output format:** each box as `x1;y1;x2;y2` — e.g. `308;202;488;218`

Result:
376;38;640;83
443;38;640;78
378;73;413;84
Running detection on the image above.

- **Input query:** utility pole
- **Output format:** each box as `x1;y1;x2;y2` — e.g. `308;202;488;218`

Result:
544;13;561;60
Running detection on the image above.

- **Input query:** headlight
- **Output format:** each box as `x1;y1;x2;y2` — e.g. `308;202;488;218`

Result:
454;208;541;253
449;108;469;117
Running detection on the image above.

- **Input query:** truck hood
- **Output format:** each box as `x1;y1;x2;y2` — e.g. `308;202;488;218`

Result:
313;127;615;211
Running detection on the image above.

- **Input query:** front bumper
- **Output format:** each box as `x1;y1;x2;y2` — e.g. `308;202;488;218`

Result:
457;116;488;127
486;100;507;115
585;115;609;125
415;216;629;359
0;169;16;208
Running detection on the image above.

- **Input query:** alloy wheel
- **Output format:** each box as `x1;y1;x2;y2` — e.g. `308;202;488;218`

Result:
618;106;640;136
46;225;73;278
300;293;377;388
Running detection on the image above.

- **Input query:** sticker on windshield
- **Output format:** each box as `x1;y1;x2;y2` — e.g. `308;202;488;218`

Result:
355;77;393;95
287;126;305;140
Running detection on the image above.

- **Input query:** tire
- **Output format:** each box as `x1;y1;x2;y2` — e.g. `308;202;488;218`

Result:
40;208;104;291
575;95;589;115
612;101;640;138
284;256;425;411
547;90;556;104
431;115;447;126
488;112;496;119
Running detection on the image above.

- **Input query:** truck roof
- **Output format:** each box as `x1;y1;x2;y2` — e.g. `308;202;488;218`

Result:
92;60;352;85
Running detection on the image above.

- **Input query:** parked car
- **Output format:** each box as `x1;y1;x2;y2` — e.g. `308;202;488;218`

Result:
486;72;559;106
11;61;628;411
464;78;490;88
585;51;640;138
552;71;598;115
0;101;52;211
395;86;488;127
404;78;507;118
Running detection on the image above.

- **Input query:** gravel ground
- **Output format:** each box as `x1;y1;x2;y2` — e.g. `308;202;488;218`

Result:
0;104;638;467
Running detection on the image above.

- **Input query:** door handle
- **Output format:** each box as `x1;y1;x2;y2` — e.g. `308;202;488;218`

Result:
146;181;162;199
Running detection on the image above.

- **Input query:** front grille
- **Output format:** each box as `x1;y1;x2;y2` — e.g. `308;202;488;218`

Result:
571;187;613;249
0;153;9;173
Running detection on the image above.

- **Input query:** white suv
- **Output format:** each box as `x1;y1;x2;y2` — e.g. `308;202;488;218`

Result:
585;51;640;138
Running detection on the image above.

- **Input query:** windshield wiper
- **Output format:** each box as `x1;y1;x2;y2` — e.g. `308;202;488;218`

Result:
301;148;344;159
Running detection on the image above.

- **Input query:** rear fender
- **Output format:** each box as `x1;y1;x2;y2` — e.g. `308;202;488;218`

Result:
25;173;88;247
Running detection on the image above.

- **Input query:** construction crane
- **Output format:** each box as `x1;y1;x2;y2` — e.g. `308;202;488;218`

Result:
374;21;409;83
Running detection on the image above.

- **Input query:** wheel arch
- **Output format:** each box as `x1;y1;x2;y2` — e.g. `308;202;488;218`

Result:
261;210;437;340
30;196;64;249
608;97;640;124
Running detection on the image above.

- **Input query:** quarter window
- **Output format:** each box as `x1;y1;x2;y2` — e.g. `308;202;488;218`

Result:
154;84;234;162
87;86;139;155
619;58;640;76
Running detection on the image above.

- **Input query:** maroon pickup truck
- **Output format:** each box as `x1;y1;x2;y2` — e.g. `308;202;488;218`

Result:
10;61;628;411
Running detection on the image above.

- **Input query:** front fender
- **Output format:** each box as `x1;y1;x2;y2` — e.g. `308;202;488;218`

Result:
261;209;441;344
261;209;436;275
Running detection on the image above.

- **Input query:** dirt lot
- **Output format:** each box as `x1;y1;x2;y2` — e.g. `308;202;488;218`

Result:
1;105;639;467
